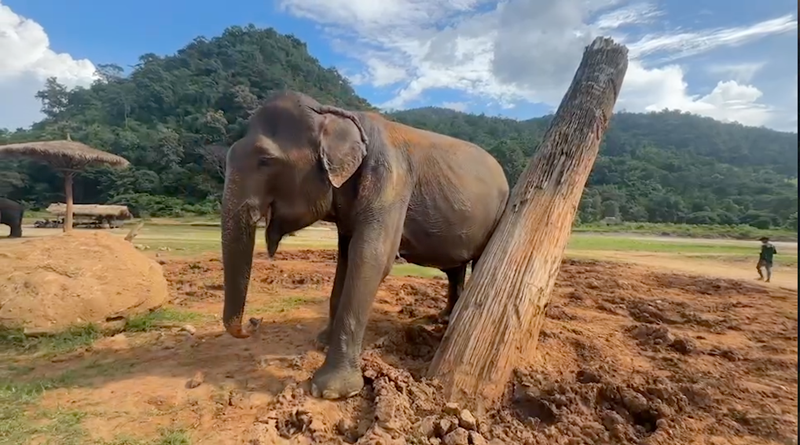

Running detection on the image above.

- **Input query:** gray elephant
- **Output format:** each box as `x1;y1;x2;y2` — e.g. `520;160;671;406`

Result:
221;91;510;400
0;197;24;238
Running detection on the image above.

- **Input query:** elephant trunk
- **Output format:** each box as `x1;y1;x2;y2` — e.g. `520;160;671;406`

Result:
221;177;260;339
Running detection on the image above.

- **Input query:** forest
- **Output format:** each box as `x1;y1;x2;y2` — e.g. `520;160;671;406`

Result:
0;24;796;231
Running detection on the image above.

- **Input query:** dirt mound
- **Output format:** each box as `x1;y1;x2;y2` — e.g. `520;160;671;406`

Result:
0;231;168;331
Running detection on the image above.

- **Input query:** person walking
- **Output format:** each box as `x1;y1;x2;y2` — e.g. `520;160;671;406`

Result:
756;236;777;283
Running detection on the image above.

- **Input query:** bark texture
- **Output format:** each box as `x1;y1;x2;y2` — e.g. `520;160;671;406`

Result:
427;37;629;411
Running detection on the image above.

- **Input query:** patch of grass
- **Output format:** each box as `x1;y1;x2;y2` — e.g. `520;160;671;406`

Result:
0;324;102;355
390;263;444;278
688;254;798;267
566;234;787;256
124;308;208;332
154;428;192;445
574;222;797;241
0;374;86;445
251;296;321;314
101;428;192;445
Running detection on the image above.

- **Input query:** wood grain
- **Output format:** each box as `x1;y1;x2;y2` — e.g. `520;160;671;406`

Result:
427;37;629;411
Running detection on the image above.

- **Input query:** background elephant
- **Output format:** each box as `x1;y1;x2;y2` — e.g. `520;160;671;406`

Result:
0;197;24;238
221;91;510;400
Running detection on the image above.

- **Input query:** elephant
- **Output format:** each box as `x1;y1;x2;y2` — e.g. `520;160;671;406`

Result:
0;197;24;238
221;91;510;400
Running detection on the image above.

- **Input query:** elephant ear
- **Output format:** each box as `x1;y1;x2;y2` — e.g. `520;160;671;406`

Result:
311;105;368;188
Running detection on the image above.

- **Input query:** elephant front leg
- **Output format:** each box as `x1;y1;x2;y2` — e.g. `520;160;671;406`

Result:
311;213;405;400
315;233;351;349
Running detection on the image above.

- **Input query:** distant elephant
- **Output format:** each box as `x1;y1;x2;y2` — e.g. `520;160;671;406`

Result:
221;91;510;400
0;197;24;238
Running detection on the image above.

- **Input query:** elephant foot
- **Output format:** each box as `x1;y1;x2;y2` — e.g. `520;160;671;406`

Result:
314;326;330;350
310;363;364;400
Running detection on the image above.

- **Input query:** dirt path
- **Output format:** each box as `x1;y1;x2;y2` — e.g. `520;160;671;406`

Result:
4;249;795;445
570;250;799;291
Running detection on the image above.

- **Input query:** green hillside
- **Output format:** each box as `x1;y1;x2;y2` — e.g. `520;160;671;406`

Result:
0;25;796;234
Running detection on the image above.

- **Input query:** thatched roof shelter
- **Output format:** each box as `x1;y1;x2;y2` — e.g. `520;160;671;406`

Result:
0;139;130;170
46;203;133;220
0;138;131;232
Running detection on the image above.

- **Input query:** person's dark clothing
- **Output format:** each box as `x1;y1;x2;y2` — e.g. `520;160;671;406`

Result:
759;243;777;264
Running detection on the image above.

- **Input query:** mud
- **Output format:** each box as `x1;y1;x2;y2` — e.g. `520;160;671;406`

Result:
20;249;798;444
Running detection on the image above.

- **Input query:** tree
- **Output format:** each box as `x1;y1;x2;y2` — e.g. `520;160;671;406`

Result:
0;25;795;226
427;37;629;410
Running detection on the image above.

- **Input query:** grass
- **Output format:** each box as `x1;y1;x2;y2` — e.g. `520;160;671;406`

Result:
391;263;446;278
100;428;192;445
566;234;775;255
251;295;322;315
0;372;86;445
123;308;208;332
573;221;797;241
0;308;207;358
0;324;102;356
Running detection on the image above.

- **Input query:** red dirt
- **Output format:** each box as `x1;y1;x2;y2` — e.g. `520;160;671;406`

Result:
27;250;798;444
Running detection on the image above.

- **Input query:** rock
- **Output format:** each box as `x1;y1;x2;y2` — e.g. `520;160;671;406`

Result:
576;368;602;384
180;324;197;335
468;431;488;445
444;402;461;415
601;410;625;430
309;418;325;433
437;418;455;437
457;409;477;431
487;440;506;445
416;416;437;438
429;438;441;445
670;337;696;354
443;427;470;445
336;418;354;436
186;371;205;389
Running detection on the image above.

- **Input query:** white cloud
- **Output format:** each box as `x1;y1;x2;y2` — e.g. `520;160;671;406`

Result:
706;62;766;83
441;101;470;112
279;0;798;131
620;61;773;127
0;2;97;130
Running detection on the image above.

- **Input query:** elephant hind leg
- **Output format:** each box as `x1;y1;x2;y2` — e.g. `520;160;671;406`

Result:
438;264;468;322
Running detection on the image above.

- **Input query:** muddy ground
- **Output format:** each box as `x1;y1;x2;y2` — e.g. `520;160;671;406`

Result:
10;249;798;444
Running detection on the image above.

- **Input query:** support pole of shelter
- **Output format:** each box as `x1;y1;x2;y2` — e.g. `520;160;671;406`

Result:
427;37;629;412
63;171;75;232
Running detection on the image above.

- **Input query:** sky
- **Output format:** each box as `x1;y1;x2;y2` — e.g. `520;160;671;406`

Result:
0;0;797;132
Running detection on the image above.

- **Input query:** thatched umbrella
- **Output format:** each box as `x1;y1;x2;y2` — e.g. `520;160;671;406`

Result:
0;137;130;232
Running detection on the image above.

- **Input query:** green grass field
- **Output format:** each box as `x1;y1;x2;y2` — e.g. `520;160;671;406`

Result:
45;222;792;277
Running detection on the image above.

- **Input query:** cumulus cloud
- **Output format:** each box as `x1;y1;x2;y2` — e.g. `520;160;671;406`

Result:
0;2;97;130
278;0;798;131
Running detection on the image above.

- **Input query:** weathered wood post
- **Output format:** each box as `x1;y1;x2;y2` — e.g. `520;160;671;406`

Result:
427;37;629;411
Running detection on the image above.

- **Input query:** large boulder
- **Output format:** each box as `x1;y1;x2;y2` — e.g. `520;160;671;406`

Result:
0;231;168;331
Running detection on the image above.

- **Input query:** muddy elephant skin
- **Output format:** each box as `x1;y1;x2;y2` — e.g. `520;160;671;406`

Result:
220;91;510;400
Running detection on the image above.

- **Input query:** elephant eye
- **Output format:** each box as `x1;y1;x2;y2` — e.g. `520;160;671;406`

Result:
257;156;273;168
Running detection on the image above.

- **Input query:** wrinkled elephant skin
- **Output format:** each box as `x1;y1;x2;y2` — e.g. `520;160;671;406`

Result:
0;197;24;238
220;91;510;399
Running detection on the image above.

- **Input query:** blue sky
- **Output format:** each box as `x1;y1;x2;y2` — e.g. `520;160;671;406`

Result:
0;0;796;131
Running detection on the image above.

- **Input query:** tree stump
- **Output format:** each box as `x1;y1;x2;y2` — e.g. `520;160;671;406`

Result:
427;37;629;411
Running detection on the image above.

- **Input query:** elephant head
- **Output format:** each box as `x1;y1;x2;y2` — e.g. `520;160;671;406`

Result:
221;91;369;338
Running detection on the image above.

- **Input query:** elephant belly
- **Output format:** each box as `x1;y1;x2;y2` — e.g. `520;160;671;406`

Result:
397;204;494;270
